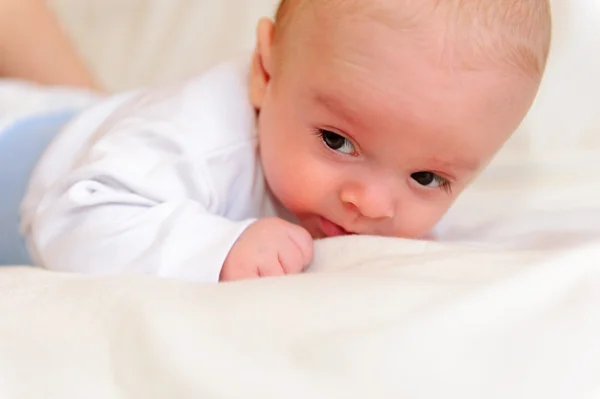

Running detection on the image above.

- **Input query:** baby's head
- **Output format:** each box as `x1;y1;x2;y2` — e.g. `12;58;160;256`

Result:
250;0;551;239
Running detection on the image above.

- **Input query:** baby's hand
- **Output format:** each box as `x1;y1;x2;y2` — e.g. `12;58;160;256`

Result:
220;218;314;281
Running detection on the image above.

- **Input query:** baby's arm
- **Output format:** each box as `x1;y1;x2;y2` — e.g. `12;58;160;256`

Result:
25;117;258;282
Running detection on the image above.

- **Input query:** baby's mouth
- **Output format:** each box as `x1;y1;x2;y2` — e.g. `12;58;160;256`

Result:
318;217;354;237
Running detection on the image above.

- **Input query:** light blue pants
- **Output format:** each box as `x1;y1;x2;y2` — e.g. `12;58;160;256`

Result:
0;110;77;265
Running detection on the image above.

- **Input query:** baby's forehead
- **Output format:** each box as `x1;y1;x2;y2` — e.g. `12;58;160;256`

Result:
275;0;401;32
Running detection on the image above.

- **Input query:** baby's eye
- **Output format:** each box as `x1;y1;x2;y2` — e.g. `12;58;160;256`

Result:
320;129;356;155
411;172;450;191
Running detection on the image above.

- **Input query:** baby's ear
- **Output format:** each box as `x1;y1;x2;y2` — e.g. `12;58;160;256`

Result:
250;18;275;109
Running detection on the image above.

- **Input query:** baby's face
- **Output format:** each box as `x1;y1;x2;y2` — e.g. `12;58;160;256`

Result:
252;4;540;239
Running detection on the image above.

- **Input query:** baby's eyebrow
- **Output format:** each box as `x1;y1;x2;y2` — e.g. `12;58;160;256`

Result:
428;158;481;175
313;92;361;127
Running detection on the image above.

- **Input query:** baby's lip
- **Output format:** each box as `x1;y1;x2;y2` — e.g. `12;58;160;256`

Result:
318;217;355;237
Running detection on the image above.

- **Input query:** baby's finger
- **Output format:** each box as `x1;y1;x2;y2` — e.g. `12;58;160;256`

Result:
278;238;308;274
286;226;314;267
257;259;286;278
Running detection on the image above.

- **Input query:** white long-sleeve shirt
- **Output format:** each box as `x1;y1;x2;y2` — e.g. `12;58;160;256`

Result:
20;59;282;282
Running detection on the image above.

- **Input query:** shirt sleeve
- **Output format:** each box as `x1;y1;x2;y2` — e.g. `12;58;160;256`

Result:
25;116;255;283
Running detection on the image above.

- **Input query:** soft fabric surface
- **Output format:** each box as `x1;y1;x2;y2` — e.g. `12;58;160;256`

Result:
0;110;77;265
0;0;596;397
0;237;599;398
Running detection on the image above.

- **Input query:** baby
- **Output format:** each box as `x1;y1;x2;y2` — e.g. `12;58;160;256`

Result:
18;0;552;282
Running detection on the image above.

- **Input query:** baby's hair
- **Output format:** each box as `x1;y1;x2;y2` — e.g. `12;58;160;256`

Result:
440;0;552;76
275;0;293;24
273;0;552;77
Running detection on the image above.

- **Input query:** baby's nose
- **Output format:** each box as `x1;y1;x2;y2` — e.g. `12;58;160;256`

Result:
340;182;395;220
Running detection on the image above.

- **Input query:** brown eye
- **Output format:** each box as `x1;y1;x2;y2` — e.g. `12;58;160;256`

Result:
411;172;443;187
320;130;355;154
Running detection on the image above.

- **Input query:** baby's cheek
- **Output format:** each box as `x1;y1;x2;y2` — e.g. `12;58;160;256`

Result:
263;156;305;210
393;201;451;238
278;165;320;212
278;157;333;215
